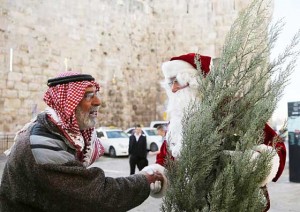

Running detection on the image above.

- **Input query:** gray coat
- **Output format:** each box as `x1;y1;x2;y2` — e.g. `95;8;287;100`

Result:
0;113;150;212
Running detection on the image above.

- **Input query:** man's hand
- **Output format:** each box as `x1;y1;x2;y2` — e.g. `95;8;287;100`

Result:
141;164;168;198
142;166;164;185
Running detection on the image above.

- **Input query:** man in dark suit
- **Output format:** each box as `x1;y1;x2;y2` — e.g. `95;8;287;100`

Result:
128;124;148;174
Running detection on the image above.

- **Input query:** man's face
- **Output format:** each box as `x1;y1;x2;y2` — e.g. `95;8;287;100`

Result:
169;77;181;93
75;86;101;130
166;76;196;115
135;127;142;135
157;128;165;137
168;77;189;93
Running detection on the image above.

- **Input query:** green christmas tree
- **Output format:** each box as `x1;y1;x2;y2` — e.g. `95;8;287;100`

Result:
162;0;300;211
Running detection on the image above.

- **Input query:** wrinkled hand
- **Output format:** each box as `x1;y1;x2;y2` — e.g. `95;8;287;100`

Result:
142;166;164;188
141;164;168;198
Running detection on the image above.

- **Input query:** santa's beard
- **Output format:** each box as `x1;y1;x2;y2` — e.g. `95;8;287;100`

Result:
165;86;197;158
75;106;99;130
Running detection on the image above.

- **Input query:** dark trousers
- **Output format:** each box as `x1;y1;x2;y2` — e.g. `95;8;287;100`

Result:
129;155;148;175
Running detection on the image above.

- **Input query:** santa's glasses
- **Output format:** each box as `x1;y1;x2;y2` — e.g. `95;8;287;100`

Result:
168;78;179;87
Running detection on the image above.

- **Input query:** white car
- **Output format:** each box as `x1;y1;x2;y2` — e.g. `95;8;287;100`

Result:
149;121;168;128
96;127;129;157
125;127;163;152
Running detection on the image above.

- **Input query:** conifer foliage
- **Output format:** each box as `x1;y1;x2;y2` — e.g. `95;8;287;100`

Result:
162;0;300;211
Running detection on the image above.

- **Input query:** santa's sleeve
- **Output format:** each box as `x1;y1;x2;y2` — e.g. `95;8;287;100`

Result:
263;123;287;182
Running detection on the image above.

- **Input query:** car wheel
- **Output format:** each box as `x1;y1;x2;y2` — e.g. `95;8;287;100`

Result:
150;143;158;152
109;147;116;157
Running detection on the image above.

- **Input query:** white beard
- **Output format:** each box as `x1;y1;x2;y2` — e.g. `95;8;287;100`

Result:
75;106;99;130
164;85;197;158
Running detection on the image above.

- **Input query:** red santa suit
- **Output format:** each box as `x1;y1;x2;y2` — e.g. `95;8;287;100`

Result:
263;123;286;182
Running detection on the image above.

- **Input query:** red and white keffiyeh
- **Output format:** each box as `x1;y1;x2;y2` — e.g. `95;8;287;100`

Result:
44;72;104;167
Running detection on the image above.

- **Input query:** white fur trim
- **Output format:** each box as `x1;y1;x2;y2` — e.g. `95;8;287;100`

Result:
176;72;198;88
253;144;280;186
252;144;272;153
172;143;182;158
145;164;168;198
261;153;280;186
162;60;196;83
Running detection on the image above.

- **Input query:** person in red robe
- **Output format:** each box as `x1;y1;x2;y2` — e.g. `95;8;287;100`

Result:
151;124;174;167
155;53;286;210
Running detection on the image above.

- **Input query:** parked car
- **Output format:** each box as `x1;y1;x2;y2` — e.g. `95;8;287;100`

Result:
125;127;163;152
96;127;129;157
149;121;169;128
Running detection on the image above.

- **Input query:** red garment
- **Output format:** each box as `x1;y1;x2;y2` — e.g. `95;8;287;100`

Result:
263;123;286;182
156;140;174;166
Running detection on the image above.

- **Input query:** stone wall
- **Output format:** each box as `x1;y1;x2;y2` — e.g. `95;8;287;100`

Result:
0;0;269;132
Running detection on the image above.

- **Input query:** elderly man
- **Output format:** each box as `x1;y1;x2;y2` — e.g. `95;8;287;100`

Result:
158;53;286;210
0;72;164;211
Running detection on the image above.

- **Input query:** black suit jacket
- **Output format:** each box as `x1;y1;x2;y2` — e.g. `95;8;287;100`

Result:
128;134;147;158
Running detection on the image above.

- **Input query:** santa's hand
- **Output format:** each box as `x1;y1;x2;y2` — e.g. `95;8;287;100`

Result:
141;164;168;198
150;181;162;194
223;146;279;187
252;144;280;187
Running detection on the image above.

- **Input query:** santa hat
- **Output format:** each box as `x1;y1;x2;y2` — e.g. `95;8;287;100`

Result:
162;53;212;88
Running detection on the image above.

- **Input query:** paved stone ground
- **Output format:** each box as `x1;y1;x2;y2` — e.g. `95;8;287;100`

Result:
0;144;299;211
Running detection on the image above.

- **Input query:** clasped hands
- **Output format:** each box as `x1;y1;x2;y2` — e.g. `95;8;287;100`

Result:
141;164;167;198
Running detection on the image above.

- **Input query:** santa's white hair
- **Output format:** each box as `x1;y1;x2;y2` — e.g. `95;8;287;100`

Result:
162;80;198;158
161;58;202;158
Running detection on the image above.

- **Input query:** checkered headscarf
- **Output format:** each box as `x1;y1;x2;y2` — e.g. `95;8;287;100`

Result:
43;72;104;166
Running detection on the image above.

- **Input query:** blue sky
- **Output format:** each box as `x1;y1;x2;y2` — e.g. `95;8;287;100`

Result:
271;0;300;121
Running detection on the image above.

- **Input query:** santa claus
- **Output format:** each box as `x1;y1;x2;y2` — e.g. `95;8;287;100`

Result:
158;53;286;209
161;53;211;158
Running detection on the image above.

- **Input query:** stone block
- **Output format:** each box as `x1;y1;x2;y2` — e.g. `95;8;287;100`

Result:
14;81;28;90
18;90;30;99
28;82;41;91
7;72;22;81
4;98;21;108
6;81;14;89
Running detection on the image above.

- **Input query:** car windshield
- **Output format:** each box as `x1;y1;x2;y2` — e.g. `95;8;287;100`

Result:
144;129;158;136
106;131;129;139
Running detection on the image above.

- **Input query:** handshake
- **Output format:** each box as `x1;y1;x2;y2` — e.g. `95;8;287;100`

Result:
141;164;168;198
